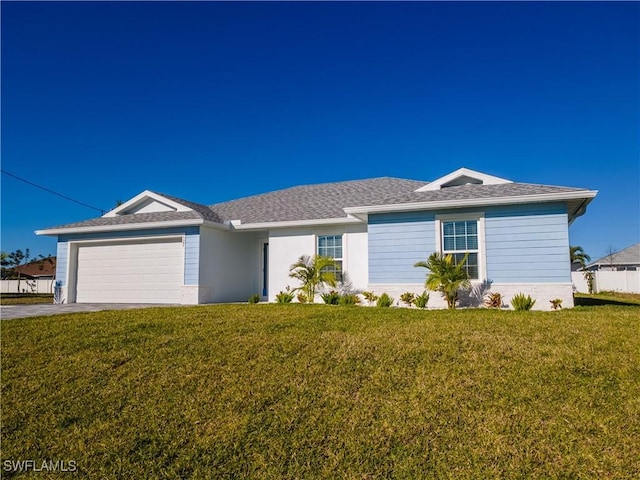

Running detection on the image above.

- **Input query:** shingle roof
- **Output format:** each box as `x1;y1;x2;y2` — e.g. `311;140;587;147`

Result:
43;211;205;230
207;179;589;224
15;258;57;278
39;175;594;232
588;243;640;267
209;177;426;223
151;192;224;223
43;193;222;230
380;182;587;205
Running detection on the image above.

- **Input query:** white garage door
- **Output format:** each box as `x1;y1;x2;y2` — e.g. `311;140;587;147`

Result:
75;237;184;303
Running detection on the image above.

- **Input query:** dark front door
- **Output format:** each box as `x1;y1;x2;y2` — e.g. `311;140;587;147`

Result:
262;242;269;297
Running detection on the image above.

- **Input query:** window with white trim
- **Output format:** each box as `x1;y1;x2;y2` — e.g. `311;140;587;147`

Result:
317;234;343;282
441;220;479;279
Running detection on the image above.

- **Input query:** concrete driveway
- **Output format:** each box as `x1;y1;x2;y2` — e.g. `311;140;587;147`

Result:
1;303;178;320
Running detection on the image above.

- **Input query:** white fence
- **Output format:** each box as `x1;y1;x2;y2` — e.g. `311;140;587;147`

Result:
572;271;640;294
1;279;55;294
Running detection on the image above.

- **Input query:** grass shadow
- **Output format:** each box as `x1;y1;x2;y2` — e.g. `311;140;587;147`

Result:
574;295;640;307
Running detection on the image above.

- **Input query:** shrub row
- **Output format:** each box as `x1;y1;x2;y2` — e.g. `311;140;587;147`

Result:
257;290;557;311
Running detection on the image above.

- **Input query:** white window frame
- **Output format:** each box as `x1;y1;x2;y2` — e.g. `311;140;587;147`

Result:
435;212;486;281
317;234;344;282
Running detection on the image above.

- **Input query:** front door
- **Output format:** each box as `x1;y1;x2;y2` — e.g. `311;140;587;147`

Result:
262;242;269;298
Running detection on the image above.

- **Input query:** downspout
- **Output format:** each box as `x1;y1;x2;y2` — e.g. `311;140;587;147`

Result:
568;198;590;226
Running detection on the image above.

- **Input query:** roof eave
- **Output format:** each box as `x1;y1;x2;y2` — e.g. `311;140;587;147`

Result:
231;216;364;231
343;190;599;215
567;195;596;225
36;219;227;236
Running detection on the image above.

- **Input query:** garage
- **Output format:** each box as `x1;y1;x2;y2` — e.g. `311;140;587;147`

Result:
73;236;184;303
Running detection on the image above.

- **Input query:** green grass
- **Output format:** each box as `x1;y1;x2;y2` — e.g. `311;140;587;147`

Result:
0;293;54;305
2;305;639;479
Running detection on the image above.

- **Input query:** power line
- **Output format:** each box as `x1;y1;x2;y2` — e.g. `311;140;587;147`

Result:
1;169;106;214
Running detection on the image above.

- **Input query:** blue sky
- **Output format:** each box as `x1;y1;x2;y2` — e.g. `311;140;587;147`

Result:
2;1;638;263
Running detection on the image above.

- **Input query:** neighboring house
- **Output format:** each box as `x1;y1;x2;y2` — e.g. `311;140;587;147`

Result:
36;168;597;309
10;257;57;280
0;257;57;294
585;244;640;271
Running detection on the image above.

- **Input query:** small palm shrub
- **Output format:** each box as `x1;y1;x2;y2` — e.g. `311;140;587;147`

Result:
289;254;338;304
550;298;563;310
485;292;503;309
275;287;295;304
362;291;378;305
415;252;471;309
321;291;341;305
248;294;260;304
338;294;360;306
376;293;394;308
414;291;430;309
512;293;536;311
297;293;308;304
400;292;416;307
583;270;595;294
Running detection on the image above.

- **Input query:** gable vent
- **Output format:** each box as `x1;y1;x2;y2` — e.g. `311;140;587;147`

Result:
441;176;484;188
415;168;512;192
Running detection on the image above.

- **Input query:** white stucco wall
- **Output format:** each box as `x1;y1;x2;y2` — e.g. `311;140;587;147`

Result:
199;226;259;303
267;224;368;302
344;227;368;291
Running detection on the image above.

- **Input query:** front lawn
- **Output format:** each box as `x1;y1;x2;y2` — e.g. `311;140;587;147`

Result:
2;305;638;478
0;293;54;305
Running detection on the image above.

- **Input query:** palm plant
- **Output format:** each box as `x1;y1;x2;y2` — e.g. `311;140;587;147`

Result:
415;252;471;309
289;254;338;304
570;246;591;270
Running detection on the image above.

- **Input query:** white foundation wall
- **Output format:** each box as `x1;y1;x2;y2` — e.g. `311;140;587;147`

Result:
491;283;575;310
268;224;368;302
180;285;211;305
367;282;575;310
199;226;259;303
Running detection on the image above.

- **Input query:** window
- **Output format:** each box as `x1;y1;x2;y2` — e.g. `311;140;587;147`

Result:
318;235;343;282
441;219;479;279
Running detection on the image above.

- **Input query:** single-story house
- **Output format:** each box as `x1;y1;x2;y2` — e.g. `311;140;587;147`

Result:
36;168;597;310
585;243;640;271
2;257;57;280
16;257;57;280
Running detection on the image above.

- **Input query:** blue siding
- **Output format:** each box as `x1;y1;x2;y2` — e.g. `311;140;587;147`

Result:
368;203;571;285
368;212;435;283
56;242;69;286
184;232;200;285
485;203;570;282
57;226;200;286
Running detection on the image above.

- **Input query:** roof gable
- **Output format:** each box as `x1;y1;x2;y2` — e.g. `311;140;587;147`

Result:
415;168;511;192
103;190;193;217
